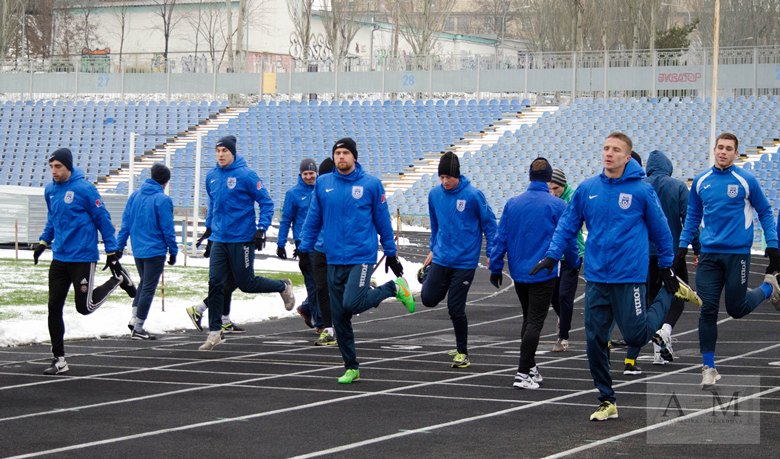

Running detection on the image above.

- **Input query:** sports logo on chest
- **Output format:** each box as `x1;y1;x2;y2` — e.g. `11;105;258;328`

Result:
727;184;738;198
64;191;74;204
618;193;632;210
456;199;466;212
227;177;237;189
352;186;363;199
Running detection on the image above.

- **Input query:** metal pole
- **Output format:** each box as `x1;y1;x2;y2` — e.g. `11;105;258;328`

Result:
183;215;188;267
707;0;721;167
428;55;433;99
120;59;125;99
476;55;481;99
753;47;758;96
524;53;529;98
160;270;165;312
571;51;577;102
193;133;203;252
334;59;339;100
15;219;18;260
128;132;136;195
381;60;385;100
28;59;33;99
165;58;171;102
651;49;657;99
212;63;218;99
603;48;608;98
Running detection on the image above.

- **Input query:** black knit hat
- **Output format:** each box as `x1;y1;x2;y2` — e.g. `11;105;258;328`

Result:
216;135;237;156
151;163;171;185
550;168;567;187
48;147;73;171
299;158;317;174
529;157;553;182
319;157;335;175
332;137;358;161
631;151;643;167
438;152;460;178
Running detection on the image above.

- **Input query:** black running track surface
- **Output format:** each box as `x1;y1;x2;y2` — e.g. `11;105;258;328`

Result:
2;236;780;458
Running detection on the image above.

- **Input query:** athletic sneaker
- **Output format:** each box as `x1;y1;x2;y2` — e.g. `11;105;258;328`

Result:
280;279;295;311
394;277;416;313
185;305;203;332
451;352;470;368
651;328;675;362
221;322;245;334
764;274;780;309
513;372;540;389
623;363;642;375
296;306;313;328
701;365;721;389
127;315;136;332
590;401;618;421
314;330;337;346
115;264;137;298
653;352;670;365
198;331;225;351
43;357;69;375
338;369;360;384
529;366;543;383
131;329;156;340
551;338;569;352
674;276;702;307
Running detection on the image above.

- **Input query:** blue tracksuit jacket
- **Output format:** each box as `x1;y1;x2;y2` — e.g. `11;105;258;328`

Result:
116;178;178;259
278;175;314;248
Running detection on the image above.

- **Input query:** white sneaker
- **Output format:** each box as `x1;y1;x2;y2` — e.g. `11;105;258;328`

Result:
763;274;780;309
652;352;670;365
529;366;543;383
652;328;675;361
513;372;540;389
701;365;721;388
551;338;569;352
43;357;69;375
280;279;295;311
198;331;225;351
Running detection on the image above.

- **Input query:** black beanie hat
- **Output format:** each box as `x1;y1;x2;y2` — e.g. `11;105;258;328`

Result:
438;151;460;178
332;137;358;161
216;135;237;156
631;151;643;167
529;157;553;182
299;158;317;174
318;157;335;175
48;147;73;171
151;163;171;185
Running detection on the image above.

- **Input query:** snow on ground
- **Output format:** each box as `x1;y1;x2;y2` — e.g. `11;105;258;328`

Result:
0;247;422;348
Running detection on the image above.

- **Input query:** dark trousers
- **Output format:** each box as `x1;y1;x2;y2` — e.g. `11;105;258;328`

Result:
48;260;121;357
328;264;396;369
207;241;286;332
420;263;476;355
312;250;332;329
585;282;673;403
298;261;321;328
132;256;165;321
551;263;580;340
648;255;688;327
514;278;557;374
697;253;766;355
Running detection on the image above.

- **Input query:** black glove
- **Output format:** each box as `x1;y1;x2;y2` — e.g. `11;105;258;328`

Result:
529;257;557;275
277;247;287;259
103;252;122;277
203;240;212;258
33;241;48;265
168;253;176;266
292;248;300;260
490;273;502;288
196;228;211;248
298;251;311;271
254;229;266;251
115;249;123;260
673;247;688;266
385;255;403;277
765;247;780;274
659;267;680;293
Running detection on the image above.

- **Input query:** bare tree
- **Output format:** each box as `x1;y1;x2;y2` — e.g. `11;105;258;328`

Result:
320;0;362;65
75;0;99;49
190;2;230;71
0;0;23;59
396;0;456;60
152;0;184;65
688;0;780;48
110;1;130;64
288;0;315;62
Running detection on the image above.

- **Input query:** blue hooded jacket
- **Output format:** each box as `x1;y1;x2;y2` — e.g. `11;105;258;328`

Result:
299;163;396;265
490;181;579;282
644;150;700;256
545;159;674;283
428;175;497;269
205;155;274;243
278;175;314;248
40;168;118;262
116;178;178;259
680;163;778;253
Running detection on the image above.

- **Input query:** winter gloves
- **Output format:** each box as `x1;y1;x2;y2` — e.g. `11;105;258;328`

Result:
277;247;287;259
765;247;780;274
385;255;404;277
196;228;211;248
254;229;266;251
529;257;557;275
33;241;48;264
489;273;502;288
659;267;680;293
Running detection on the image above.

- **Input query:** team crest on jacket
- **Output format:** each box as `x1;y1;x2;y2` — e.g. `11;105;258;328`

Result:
727;184;738;198
618;193;632;209
456;199;466;212
352;186;363;199
64;191;74;204
256;181;263;190
227;177;237;189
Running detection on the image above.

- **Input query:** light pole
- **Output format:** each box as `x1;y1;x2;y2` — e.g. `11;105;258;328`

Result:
369;21;379;71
